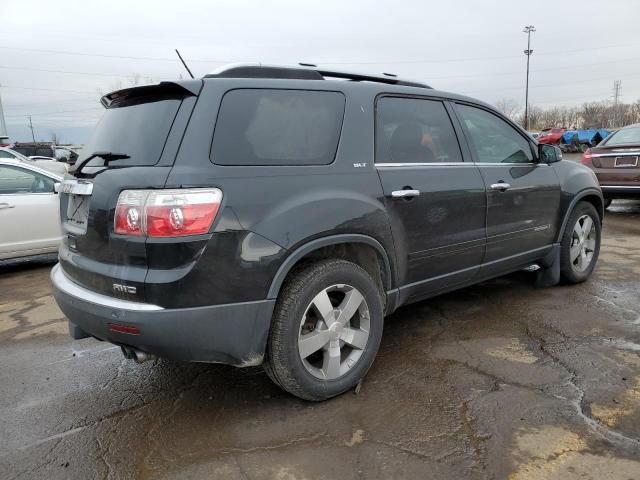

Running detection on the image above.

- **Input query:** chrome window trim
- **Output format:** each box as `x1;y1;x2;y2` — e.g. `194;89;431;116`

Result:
51;264;164;312
375;162;538;167
375;162;472;167
600;185;640;190
475;162;538;166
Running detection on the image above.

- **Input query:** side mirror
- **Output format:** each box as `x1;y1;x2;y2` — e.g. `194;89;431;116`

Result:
539;144;562;163
54;182;61;194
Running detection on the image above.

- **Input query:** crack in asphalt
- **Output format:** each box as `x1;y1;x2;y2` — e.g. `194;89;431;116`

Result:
495;298;640;455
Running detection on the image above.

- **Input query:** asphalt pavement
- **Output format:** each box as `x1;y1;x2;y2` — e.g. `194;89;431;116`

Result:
1;200;639;479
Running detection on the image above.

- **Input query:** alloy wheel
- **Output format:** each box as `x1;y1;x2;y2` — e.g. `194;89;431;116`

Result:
297;284;370;380
570;214;596;272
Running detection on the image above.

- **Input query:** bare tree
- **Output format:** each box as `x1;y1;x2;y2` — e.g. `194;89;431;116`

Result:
495;98;521;122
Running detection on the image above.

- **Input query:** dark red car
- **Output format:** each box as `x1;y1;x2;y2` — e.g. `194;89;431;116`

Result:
582;123;640;207
538;127;566;145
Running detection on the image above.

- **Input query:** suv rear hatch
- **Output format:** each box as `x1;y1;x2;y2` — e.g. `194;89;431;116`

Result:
58;81;202;303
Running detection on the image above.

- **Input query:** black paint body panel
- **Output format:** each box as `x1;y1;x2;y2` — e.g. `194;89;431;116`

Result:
53;76;603;364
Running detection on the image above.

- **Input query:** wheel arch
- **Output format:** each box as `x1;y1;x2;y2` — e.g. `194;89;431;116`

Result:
557;188;604;242
267;234;394;300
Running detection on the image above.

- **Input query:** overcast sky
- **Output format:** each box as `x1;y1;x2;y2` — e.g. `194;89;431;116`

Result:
2;0;640;143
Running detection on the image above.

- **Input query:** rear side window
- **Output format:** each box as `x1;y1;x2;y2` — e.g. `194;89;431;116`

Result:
376;97;463;164
605;126;640;146
78;99;181;167
212;89;345;166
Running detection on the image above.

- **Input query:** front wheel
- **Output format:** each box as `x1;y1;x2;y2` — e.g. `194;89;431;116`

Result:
560;201;601;283
264;259;384;401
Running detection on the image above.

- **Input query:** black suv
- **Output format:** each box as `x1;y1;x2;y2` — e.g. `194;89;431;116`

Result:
51;65;603;401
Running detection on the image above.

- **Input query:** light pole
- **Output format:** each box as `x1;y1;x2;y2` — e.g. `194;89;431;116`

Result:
523;25;535;131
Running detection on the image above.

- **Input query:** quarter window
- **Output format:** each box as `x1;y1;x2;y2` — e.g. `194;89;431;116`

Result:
212;89;345;166
376;97;463;164
0;165;55;194
457;104;533;164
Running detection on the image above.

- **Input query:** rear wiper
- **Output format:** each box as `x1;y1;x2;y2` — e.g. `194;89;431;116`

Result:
70;151;131;173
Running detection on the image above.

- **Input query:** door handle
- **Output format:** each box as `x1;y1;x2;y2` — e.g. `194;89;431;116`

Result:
490;183;511;191
391;189;420;198
0;203;15;210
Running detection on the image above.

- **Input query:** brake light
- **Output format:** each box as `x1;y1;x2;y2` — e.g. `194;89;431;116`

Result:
581;150;592;166
114;190;146;236
114;188;222;237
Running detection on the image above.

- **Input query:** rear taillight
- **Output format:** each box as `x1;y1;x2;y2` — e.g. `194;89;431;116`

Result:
114;188;222;237
581;150;593;166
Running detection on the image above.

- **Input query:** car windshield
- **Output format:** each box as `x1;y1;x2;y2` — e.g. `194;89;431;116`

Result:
605;126;640;146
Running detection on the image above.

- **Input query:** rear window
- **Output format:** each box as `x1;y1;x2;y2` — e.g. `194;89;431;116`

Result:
604;126;640;146
78;99;181;167
211;89;345;166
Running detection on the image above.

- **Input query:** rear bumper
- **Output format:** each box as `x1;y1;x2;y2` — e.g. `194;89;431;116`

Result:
51;264;275;366
600;185;640;198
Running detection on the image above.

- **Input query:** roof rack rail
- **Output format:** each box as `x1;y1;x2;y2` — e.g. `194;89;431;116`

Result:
204;63;432;89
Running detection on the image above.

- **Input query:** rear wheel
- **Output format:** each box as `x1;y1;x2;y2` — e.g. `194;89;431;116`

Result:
264;259;384;401
560;202;601;283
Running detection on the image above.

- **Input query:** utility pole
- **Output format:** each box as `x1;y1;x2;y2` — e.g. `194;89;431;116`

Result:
28;115;36;142
612;80;622;128
0;83;8;144
523;25;536;131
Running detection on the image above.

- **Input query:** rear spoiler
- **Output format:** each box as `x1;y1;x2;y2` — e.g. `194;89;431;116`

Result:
100;80;203;108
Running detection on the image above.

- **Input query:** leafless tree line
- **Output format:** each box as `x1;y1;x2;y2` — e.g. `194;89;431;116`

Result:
495;98;640;131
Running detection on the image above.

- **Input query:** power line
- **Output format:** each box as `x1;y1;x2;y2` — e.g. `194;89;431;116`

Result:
2;41;640;65
1;85;96;95
5;107;103;118
0;64;134;78
0;45;228;63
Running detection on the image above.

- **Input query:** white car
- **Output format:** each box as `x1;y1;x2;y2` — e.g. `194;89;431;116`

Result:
0;147;68;176
0;157;63;260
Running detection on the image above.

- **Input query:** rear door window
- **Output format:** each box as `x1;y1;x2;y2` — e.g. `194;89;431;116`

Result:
375;96;463;164
0;165;55;194
211;89;345;166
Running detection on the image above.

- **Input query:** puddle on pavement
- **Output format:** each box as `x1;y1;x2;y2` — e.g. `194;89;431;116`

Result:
0;296;66;340
484;338;538;365
509;425;640;480
590;376;640;428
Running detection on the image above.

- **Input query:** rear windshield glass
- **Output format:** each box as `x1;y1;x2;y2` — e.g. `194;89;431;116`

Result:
78;99;181;167
604;126;640;146
212;89;345;166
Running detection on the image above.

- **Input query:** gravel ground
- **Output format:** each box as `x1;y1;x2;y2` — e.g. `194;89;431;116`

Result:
0;200;639;480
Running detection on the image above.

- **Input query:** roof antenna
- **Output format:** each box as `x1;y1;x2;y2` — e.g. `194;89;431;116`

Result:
175;49;194;79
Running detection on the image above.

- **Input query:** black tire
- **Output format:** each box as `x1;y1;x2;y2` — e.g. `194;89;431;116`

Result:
560;201;601;284
604;198;613;209
264;259;384;401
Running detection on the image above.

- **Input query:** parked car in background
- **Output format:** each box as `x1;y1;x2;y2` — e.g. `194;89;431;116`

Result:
54;146;80;165
0;156;63;260
538;127;566;145
582;123;640;208
51;65;603;401
11;142;56;159
0;147;68;176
